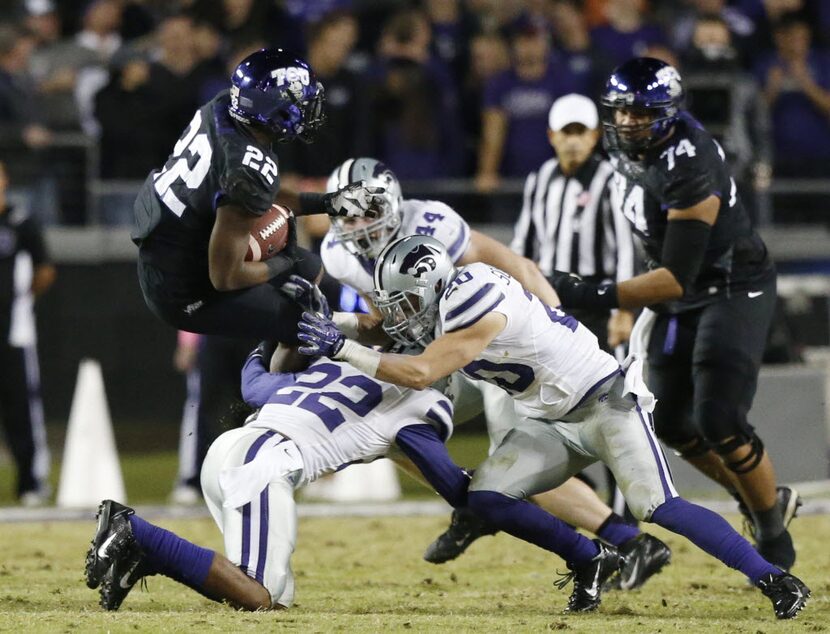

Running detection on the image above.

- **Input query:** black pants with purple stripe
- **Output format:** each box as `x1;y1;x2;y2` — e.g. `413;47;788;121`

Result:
0;341;48;497
647;273;777;449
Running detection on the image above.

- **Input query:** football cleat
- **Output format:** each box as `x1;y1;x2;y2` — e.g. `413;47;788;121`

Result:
85;500;136;590
555;540;624;613
756;571;810;619
737;486;802;543
605;533;672;591
99;541;152;611
423;507;498;564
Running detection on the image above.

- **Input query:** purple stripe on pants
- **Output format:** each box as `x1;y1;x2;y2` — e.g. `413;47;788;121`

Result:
255;484;270;583
240;430;277;573
635;404;675;500
663;316;678;355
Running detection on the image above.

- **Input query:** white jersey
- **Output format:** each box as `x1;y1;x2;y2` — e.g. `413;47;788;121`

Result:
321;198;471;295
246;358;453;485
437;262;620;421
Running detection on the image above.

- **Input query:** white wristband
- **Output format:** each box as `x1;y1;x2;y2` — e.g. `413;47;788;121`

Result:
332;311;360;339
334;339;381;377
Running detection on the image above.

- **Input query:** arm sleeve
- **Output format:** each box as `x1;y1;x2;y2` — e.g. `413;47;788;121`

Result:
240;350;296;407
395;424;469;508
510;171;537;258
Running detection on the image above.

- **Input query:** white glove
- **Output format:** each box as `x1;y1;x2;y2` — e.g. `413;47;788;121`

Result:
324;180;390;218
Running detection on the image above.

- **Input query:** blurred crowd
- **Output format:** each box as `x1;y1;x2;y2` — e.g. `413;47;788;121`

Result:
0;0;829;224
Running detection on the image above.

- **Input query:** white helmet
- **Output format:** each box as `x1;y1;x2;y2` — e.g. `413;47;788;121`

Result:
373;235;456;347
326;157;403;259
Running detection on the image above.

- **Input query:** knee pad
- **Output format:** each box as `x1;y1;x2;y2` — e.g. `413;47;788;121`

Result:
714;433;765;474
671;435;711;459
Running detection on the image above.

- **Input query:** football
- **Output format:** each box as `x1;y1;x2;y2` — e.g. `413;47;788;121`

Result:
245;203;292;261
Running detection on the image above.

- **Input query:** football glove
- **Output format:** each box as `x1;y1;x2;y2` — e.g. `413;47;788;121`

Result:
297;311;346;357
281;275;332;319
323;180;389;218
550;270;619;310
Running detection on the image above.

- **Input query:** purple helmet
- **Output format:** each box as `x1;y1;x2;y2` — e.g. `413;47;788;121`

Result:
228;48;326;142
600;57;684;154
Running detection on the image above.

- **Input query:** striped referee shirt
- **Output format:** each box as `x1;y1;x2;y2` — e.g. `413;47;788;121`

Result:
511;153;635;283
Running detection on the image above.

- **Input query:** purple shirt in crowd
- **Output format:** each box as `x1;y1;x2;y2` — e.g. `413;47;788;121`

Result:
754;50;830;164
483;56;580;177
589;24;667;65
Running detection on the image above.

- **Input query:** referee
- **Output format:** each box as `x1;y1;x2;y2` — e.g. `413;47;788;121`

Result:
0;160;55;506
512;93;637;522
512;93;636;349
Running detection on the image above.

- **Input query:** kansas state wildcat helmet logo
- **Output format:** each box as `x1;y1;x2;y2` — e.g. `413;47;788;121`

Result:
401;243;440;279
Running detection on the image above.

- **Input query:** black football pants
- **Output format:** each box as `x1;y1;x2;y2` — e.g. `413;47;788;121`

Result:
0;342;48;497
137;247;322;344
647;273;777;450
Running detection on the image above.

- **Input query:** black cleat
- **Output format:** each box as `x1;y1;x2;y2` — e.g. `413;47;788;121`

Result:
605;533;672;591
85;500;137;590
423;507;498;564
758;529;796;572
756;571;810;619
556;540;624;613
99;541;151;611
738;486;802;543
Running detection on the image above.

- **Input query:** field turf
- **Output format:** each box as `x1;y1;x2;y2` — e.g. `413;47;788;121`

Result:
0;513;827;632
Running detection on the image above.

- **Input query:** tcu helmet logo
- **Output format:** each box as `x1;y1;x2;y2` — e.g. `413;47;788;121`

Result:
655;65;682;98
271;67;311;97
229;84;240;109
401;243;440;279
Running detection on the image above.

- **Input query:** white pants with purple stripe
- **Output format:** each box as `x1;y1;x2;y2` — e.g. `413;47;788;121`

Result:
470;373;678;521
201;426;301;607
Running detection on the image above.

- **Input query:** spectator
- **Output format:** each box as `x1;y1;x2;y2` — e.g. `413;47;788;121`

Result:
0;159;56;506
757;13;830;177
280;11;365;179
69;0;125;136
94;52;159;181
550;0;615;97
590;0;667;65
424;0;474;86
671;0;758;66
366;8;464;179
682;14;773;224
476;25;578;191
94;14;203;222
0;24;54;220
141;13;203;158
460;31;510;169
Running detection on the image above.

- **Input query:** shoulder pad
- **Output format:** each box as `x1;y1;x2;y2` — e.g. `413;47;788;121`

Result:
439;264;508;332
403;199;471;263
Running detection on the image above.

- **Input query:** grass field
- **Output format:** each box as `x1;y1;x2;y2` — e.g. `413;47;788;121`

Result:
0;513;827;633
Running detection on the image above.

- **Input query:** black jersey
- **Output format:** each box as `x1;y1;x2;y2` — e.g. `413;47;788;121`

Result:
132;90;281;287
0;206;49;341
610;114;773;313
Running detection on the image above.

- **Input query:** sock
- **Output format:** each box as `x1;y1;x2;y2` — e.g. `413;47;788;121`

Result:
597;513;640;547
130;515;218;599
650;497;779;584
753;503;785;541
467;490;600;565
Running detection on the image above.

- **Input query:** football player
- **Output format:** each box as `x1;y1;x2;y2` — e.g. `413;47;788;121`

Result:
296;235;810;618
131;49;386;342
549;58;799;570
84;345;459;611
319;158;664;579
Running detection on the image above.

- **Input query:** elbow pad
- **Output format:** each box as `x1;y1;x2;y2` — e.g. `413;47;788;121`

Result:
661;219;711;292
